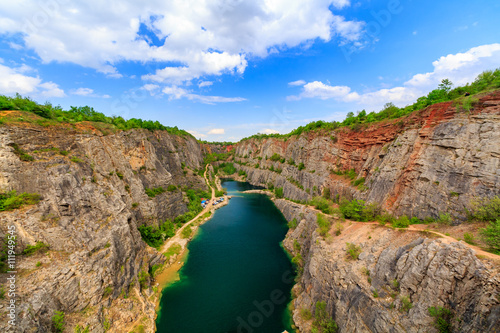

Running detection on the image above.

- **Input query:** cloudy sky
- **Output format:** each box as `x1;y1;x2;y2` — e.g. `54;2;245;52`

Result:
1;0;499;141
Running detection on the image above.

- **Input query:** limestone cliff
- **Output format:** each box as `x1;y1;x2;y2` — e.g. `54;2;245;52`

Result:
0;124;207;332
276;199;500;332
235;91;500;221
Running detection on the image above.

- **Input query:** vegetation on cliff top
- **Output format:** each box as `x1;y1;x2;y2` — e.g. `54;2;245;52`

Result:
0;190;41;211
0;93;192;137
241;69;500;141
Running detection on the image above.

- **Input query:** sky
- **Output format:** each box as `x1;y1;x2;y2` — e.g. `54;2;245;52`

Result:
0;0;499;142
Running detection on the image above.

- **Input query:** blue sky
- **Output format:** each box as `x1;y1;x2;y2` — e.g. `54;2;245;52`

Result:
1;0;499;141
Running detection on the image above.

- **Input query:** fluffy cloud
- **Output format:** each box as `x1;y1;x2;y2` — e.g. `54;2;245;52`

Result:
288;43;500;108
71;87;110;98
198;81;213;88
260;128;280;134
0;0;364;85
288;80;306;87
0;63;64;97
208;128;225;135
158;85;245;105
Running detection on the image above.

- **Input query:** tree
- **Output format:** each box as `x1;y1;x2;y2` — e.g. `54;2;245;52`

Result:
438;79;453;93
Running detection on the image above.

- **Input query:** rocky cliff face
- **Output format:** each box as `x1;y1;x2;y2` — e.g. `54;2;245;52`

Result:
0;124;207;332
235;91;500;221
275;199;500;333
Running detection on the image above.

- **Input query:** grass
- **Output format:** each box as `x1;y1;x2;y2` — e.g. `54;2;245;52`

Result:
70;156;83;163
9;143;34;161
400;296;413;313
428;306;453;333
317;213;332;238
52;311;65;333
181;226;193;239
0;190;41;211
163;243;182;261
300;308;312;320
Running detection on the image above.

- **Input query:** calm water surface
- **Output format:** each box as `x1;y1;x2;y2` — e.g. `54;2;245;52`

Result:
156;180;295;333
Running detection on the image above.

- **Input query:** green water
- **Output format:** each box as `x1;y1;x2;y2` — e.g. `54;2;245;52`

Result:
156;180;296;333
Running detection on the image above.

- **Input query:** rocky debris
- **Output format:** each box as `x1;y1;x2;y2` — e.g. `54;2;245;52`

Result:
0;126;207;332
275;199;500;333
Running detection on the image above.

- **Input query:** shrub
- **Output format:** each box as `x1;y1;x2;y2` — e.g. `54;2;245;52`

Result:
428;306;453;333
116;171;124;179
288;218;298;229
322;187;331;199
392;216;410;228
103;286;113;298
300;308;312;320
317;214;332;238
467;196;500;222
59;150;69;156
310;196;333;214
334;222;343;236
238;169;247;177
298;162;305;171
145;186;166;198
274;187;284;198
480;219;500;252
372;289;379;298
52;311;65;333
410;217;421;224
269;153;282;162
23;242;49;255
0;191;41;211
138;270;149;289
339;198;378;221
463;232;475;245
400;296;413;312
9;143;34;161
313;301;338;333
346;242;361;260
74;325;90;333
437;213;452;225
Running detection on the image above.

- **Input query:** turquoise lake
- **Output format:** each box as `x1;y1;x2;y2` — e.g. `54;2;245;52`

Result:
156;180;296;333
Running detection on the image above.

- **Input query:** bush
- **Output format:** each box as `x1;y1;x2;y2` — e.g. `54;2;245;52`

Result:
467;196;500;222
298;162;305;171
274;187;284;198
480;219;500;253
437;213;452;225
52;311;65;333
300;308;312;320
288;218;298;229
167;185;177;191
138;225;164;249
463;232;475;245
400;296;413;313
23;242;49;255
346;242;361;260
392;216;410;228
313;301;338;333
428;306;453;333
310;196;333;214
9;143;34;161
269;153;282;162
138;270;149;290
339;198;378;222
0;191;41;211
317;214;332;238
145;186;166;198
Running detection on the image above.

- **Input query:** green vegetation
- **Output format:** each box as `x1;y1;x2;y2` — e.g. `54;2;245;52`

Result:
274;187;284;198
288;218;298;229
400;296;413;313
339;198;380;222
317;213;332;238
0;93;193;137
480;219;500;253
164;243;182;261
74;324;90;333
269;153;282;162
70;156;83;163
216;162;237;175
463;232;475;245
372;289;379;298
9;143;34;161
467;196;500;222
167;185;177;192
300;308;313;320
392;216;410;228
52;311;65;333
310;196;334;214
346;242;362;260
241;70;500;142
138;270;149;289
203;152;232;165
137;219;176;249
238;169;247;177
103;286;113;298
181;226;193;239
0;190;41;211
0;285;5;299
145;186;166;198
298;162;305;171
312;301;338;333
22;242;49;255
36;261;42;267
428;306;453;333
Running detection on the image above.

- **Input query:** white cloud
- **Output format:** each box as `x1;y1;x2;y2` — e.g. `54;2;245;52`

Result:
208;128;225;135
198;81;213;88
160;85;245;105
260;128;280;134
288;43;500;109
187;130;207;138
72;88;94;96
288;80;306;87
0;63;65;97
0;0;365;85
71;87;110;98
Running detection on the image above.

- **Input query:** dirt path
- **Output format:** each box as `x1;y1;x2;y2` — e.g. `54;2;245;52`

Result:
159;164;216;253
